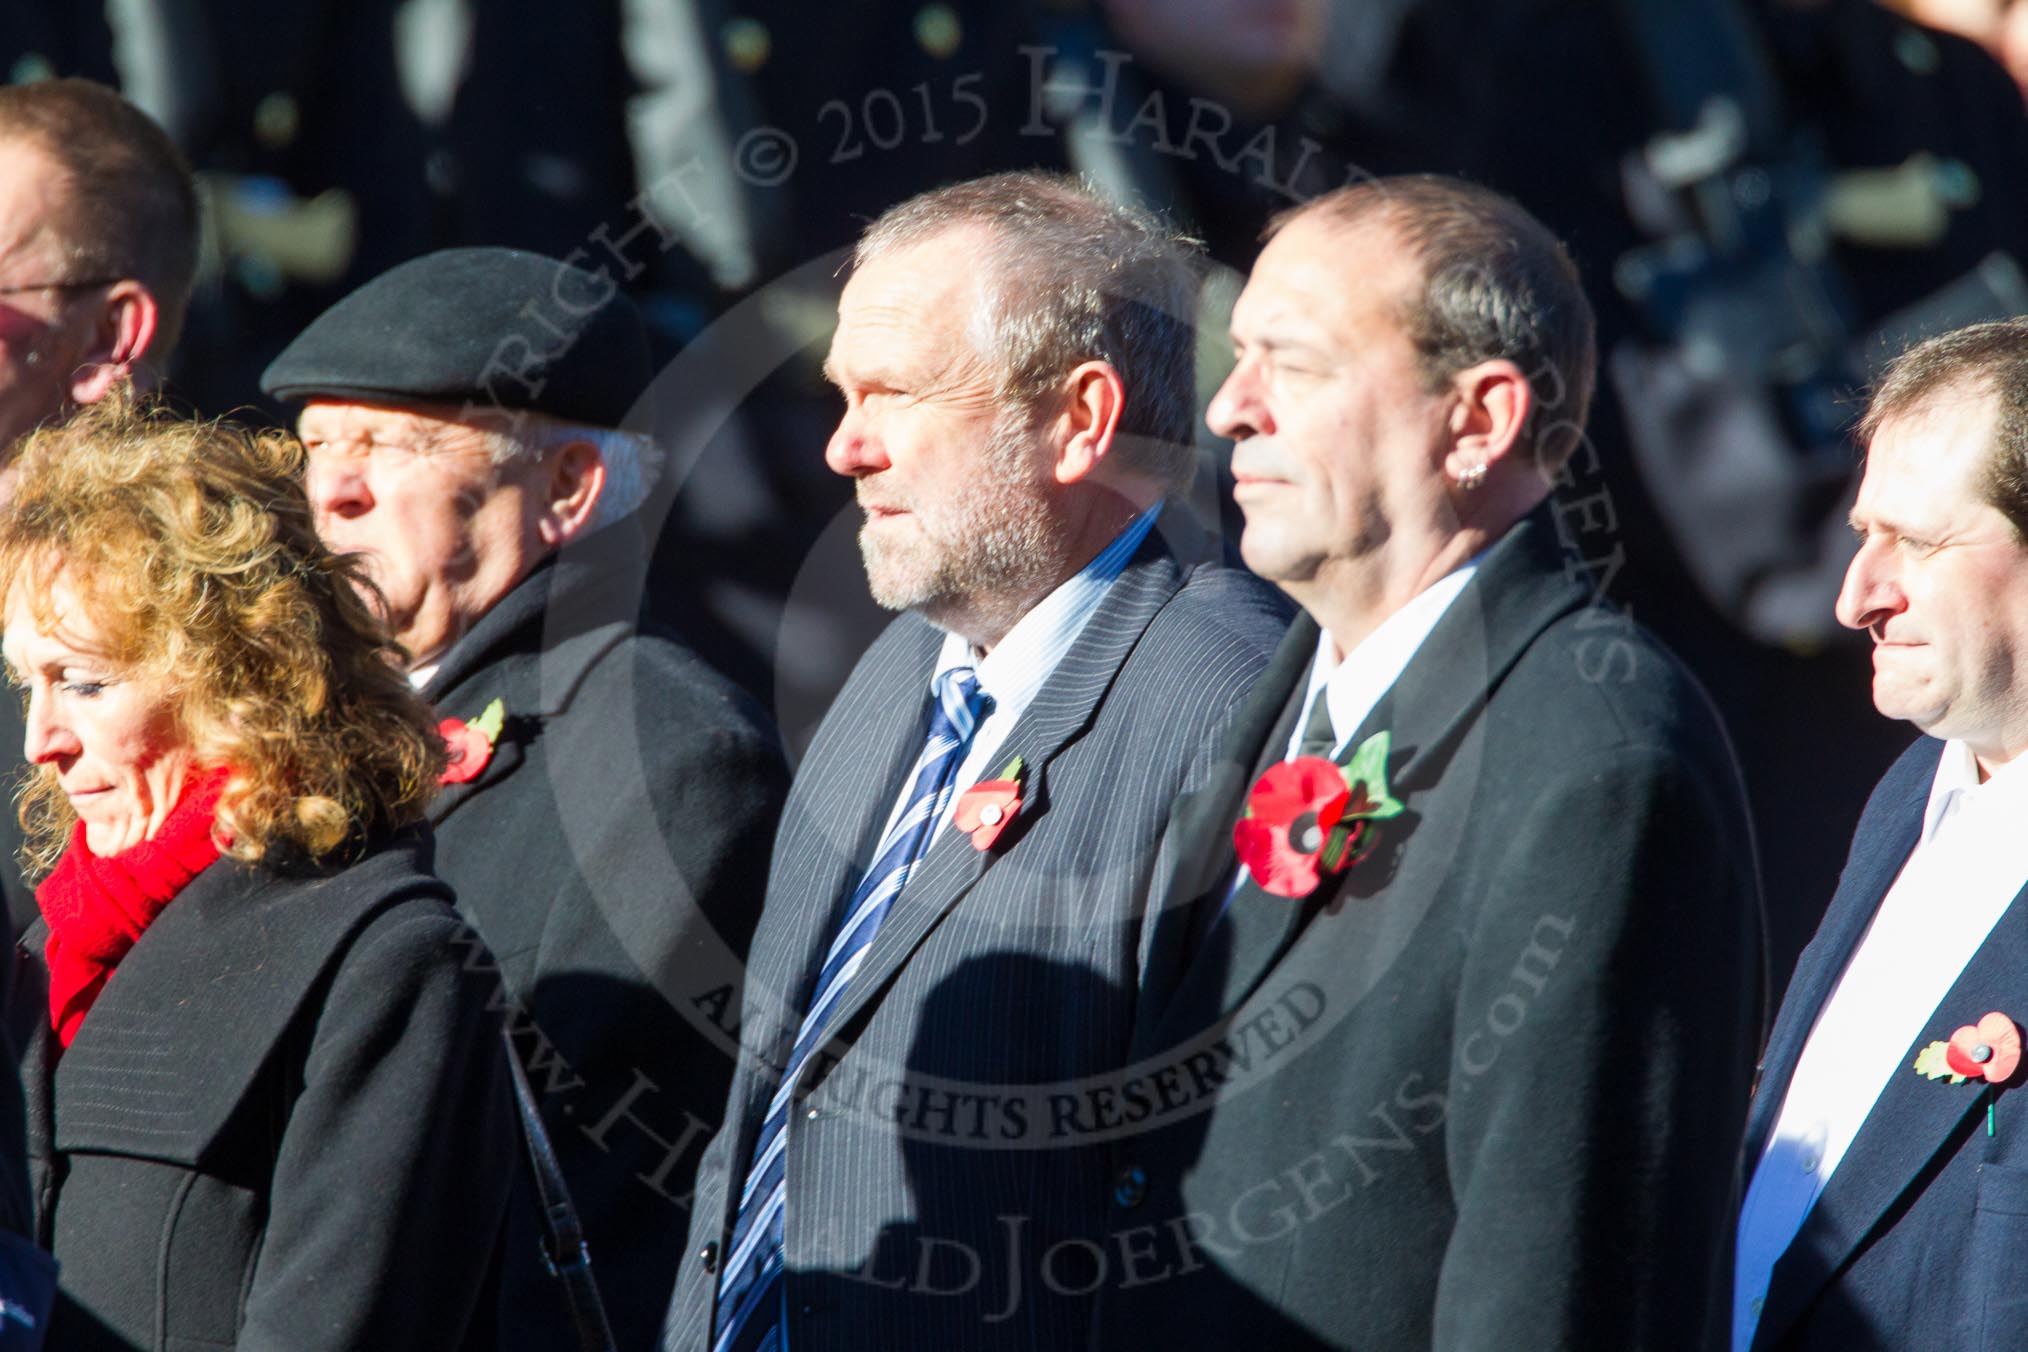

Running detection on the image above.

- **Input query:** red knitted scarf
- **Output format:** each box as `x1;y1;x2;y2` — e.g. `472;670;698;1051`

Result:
36;768;229;1048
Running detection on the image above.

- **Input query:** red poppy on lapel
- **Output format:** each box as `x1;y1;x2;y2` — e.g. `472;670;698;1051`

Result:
1232;731;1405;898
439;698;506;785
953;756;1024;851
1915;1011;2023;1085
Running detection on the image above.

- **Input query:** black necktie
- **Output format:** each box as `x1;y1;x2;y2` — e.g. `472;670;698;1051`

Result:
1295;687;1337;760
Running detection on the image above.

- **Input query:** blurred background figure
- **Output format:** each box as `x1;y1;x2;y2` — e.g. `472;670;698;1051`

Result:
0;394;513;1351
0;5;113;89
1886;0;2028;99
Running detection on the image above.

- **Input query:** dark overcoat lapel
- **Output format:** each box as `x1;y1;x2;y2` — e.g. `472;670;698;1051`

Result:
8;837;516;1352
13;842;445;1188
1133;624;1313;1013
1140;506;1593;1046
1096;504;1764;1352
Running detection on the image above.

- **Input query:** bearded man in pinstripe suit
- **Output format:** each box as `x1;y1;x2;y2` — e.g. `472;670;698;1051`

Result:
661;172;1291;1351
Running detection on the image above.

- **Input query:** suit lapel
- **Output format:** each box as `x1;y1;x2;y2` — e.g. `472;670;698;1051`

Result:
1753;870;2028;1349
757;620;943;1037
1134;621;1317;1022
1150;508;1593;1041
1740;742;1938;1167
804;540;1188;1064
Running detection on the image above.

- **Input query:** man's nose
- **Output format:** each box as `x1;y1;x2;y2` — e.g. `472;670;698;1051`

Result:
824;404;889;479
1206;358;1270;443
1834;538;1901;632
305;452;373;520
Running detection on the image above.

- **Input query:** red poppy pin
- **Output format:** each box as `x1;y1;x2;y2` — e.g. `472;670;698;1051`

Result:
1915;1011;2023;1085
439;698;505;785
953;756;1025;851
1233;731;1405;898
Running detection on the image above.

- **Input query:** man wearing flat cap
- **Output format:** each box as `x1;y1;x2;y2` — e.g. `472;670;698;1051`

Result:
262;246;788;1351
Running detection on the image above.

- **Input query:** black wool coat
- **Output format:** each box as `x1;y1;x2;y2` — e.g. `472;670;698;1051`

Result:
1094;507;1767;1352
6;831;515;1352
420;525;788;1352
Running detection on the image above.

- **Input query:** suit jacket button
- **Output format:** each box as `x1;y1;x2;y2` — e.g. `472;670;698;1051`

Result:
699;1240;720;1273
1113;1165;1148;1208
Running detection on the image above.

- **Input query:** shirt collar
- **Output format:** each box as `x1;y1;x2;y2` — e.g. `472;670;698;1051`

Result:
1925;738;2028;842
1299;556;1481;756
931;504;1162;708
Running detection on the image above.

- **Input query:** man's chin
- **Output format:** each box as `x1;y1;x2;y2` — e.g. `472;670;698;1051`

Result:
1871;682;1946;734
861;535;934;611
390;614;450;670
1236;533;1318;589
866;572;940;614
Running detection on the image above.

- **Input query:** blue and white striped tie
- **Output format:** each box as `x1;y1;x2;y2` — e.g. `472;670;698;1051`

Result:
712;667;990;1352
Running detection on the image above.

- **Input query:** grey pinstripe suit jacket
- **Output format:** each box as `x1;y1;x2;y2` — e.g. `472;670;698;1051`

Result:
663;528;1291;1351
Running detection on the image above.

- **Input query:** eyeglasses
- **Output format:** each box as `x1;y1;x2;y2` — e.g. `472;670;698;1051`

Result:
0;277;120;298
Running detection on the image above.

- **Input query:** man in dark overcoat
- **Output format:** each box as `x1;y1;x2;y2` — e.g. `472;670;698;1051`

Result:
1090;176;1765;1350
261;247;788;1352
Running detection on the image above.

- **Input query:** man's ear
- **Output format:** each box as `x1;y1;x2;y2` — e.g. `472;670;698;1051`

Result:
534;438;607;547
1442;358;1533;483
66;281;159;404
1050;360;1126;485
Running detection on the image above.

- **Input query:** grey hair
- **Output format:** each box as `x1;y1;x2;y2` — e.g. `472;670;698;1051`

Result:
482;416;663;531
854;171;1204;493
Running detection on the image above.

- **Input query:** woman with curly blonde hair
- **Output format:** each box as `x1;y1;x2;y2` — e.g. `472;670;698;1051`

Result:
0;394;514;1351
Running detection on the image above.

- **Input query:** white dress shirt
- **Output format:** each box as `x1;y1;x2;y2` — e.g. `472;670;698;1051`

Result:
1733;740;2028;1350
872;506;1160;843
1220;560;1478;906
1282;562;1479;764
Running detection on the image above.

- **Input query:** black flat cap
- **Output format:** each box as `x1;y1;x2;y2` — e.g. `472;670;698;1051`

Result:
261;247;651;427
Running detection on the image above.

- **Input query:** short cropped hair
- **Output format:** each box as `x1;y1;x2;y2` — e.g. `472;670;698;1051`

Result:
0;392;446;876
855;172;1204;492
1860;318;2028;540
1270;175;1598;475
0;79;200;355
